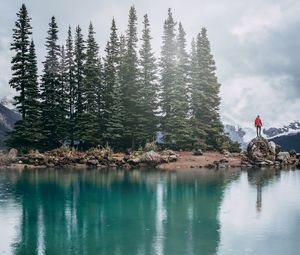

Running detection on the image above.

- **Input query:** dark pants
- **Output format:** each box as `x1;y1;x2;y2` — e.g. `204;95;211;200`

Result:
256;126;261;136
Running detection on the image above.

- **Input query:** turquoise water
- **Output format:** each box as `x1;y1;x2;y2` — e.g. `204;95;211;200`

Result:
0;168;300;255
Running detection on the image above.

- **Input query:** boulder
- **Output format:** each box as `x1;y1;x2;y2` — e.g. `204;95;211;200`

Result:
193;149;203;156
139;150;161;164
276;151;290;162
7;148;18;161
247;137;276;163
289;150;297;157
87;159;99;166
268;141;276;155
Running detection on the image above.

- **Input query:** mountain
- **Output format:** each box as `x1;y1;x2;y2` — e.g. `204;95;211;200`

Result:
263;121;300;139
224;125;247;149
270;133;300;152
0;103;21;149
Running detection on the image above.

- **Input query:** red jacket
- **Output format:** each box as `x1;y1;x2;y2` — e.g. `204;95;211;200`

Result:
255;117;262;127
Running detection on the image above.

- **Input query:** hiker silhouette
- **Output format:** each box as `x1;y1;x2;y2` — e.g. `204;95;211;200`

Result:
255;115;263;137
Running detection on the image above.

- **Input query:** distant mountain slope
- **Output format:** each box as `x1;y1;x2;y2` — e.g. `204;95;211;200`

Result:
263;121;300;139
224;125;247;149
270;133;300;152
0;103;21;149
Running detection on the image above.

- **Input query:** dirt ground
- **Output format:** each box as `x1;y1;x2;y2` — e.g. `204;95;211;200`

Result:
157;151;241;170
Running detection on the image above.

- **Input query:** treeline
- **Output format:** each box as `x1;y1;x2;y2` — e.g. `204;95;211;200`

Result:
8;4;237;152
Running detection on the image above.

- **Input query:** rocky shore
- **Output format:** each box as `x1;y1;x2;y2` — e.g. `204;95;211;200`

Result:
0;137;299;170
0;146;180;170
241;136;300;168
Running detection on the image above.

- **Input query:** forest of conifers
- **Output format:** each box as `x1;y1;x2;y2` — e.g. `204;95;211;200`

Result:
8;4;238;152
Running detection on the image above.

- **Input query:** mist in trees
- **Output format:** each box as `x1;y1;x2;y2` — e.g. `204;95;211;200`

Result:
7;4;235;152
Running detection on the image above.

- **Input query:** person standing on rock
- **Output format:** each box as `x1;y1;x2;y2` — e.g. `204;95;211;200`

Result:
255;115;263;136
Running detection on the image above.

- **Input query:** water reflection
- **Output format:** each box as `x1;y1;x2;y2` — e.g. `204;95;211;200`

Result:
0;168;300;255
247;169;281;212
217;168;300;255
0;169;239;255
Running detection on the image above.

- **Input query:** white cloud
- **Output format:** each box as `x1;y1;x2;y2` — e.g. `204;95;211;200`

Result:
231;0;300;42
0;36;14;98
231;4;283;42
220;74;300;128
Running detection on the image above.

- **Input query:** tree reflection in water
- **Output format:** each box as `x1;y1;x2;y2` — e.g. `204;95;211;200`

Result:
0;168;239;255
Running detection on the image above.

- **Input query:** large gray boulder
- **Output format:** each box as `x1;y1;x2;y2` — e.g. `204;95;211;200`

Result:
7;148;18;161
247;137;276;162
276;152;290;162
139;150;162;164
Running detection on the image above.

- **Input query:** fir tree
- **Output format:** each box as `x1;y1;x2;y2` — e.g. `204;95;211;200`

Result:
192;28;224;149
65;26;76;145
40;16;62;149
189;37;206;148
121;6;141;149
105;35;126;148
103;19;125;148
170;22;193;149
81;23;102;147
160;9;179;148
138;14;158;144
57;45;68;141
102;19;119;139
7;40;43;150
9;4;32;119
73;25;86;145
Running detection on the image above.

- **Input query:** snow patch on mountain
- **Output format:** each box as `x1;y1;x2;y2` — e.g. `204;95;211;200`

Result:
263;121;300;139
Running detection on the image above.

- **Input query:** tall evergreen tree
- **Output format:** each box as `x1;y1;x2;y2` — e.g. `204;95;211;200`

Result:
7;40;43;150
57;45;68;141
40;16;62;149
81;23;102;147
192;28;224;149
103;20;125;148
160;9;180;148
170;22;193;149
65;26;76;145
138;14;158;143
102;19;119;138
121;6;141;149
9;4;32;119
189;37;206;148
73;25;86;145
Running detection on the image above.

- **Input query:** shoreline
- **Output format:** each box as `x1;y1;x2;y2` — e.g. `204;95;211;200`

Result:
1;149;242;170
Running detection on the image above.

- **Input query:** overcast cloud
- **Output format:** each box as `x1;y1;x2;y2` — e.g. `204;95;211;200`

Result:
0;0;299;129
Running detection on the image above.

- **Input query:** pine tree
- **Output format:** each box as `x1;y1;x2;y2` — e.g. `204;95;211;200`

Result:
40;16;62;149
81;23;102;147
170;22;193;149
9;4;32;119
65;26;76;145
7;40;43;150
103;19;125;148
73;25;86;145
23;40;43;147
102;19;119;139
192;28;224;150
57;45;68;141
105;34;125;148
121;6;141;149
138;14;158;144
189;37;206;148
160;9;179;148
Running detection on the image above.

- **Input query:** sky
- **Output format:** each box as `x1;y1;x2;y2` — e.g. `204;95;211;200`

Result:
0;0;300;129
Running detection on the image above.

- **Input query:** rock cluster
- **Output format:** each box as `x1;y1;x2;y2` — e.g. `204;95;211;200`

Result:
242;136;300;168
0;146;179;169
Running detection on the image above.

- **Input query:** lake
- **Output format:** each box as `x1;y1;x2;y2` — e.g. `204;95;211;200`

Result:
0;167;300;255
